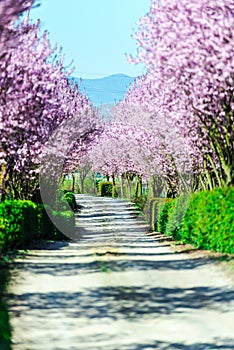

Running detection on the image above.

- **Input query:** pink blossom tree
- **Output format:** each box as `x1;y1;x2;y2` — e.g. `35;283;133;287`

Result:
117;76;199;196
131;0;234;189
0;9;99;200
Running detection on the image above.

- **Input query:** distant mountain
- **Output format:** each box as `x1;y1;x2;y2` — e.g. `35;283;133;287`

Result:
69;74;135;106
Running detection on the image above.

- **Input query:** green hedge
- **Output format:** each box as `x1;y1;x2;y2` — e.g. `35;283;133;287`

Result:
0;200;38;252
0;200;73;254
54;190;78;212
149;198;173;232
156;187;234;254
179;187;234;253
98;181;113;197
165;195;191;240
157;199;174;234
0;199;75;347
63;191;78;211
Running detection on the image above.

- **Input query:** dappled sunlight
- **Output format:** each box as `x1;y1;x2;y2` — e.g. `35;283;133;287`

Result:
7;196;234;349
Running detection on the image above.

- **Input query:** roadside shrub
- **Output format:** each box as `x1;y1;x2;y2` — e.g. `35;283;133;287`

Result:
54;189;78;212
157;199;175;234
148;198;168;231
179;187;234;253
0;218;9;255
98;181;113;197
63;191;77;211
54;189;70;211
37;204;56;240
0;200;38;250
157;187;234;254
0;200;73;254
132;194;148;213
165;195;191;240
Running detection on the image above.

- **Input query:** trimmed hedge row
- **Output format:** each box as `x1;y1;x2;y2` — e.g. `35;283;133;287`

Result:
152;187;234;254
179;187;234;253
98;181;115;197
55;190;78;212
63;191;78;211
149;198;173;231
0;200;38;252
0;200;74;254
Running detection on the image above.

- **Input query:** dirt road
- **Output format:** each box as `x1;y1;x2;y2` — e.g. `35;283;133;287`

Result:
7;195;234;349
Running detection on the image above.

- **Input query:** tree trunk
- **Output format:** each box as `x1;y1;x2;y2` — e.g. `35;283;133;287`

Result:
112;174;116;198
120;174;124;198
91;171;96;194
127;179;132;200
139;176;143;197
72;173;75;193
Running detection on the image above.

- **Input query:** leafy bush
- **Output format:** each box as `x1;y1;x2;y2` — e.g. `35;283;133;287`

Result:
54;189;70;211
54;189;78;212
0;200;73;254
132;194;148;212
165;195;191;240
0;218;9;255
156;187;234;254
98;181;113;197
179;187;234;253
63;191;77;211
37;204;56;240
0;200;38;251
157;199;175;234
148;198;168;231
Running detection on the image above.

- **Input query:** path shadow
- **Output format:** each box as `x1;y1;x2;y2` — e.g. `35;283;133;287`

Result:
26;240;70;250
7;285;234;319
11;254;216;276
68;337;234;350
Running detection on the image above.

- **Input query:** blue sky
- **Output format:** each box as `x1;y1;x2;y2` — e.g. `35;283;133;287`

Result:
30;0;151;79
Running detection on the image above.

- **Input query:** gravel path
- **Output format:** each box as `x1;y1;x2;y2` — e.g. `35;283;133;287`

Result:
7;195;234;349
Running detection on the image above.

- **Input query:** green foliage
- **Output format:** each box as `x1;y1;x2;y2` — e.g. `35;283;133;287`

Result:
148;198;167;231
165;195;191;240
95;176;104;190
37;204;56;240
155;187;234;254
157;199;175;234
179;187;234;253
54;189;78;212
132;194;148;215
0;200;38;252
0;199;73;254
98;181;113;197
62;178;80;194
54;189;70;211
0;218;9;255
63;191;77;211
